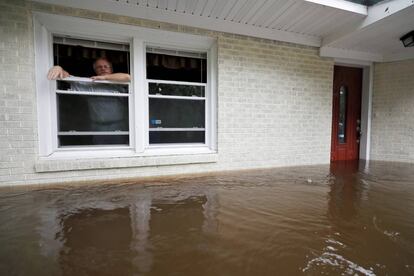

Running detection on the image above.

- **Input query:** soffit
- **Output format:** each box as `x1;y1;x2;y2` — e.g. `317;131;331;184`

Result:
36;0;414;61
323;4;414;61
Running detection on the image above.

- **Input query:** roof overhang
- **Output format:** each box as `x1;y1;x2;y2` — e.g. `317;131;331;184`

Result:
35;0;414;62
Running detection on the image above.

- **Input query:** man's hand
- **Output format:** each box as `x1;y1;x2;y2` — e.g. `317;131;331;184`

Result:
91;75;107;81
47;66;69;80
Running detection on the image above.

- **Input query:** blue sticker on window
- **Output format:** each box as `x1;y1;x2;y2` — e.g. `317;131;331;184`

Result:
150;119;162;125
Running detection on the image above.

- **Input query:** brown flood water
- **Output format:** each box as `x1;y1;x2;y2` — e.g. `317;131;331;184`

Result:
1;161;414;276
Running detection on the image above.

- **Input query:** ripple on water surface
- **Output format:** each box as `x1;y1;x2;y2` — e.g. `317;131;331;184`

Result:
0;161;414;275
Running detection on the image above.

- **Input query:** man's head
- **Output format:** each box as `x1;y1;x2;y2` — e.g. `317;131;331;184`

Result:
93;57;113;76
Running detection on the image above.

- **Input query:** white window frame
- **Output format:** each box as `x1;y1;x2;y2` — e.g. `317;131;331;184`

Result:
145;47;208;148
34;12;217;160
55;76;131;147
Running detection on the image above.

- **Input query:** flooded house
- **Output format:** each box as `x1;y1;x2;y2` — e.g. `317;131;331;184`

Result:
0;0;413;184
0;0;414;275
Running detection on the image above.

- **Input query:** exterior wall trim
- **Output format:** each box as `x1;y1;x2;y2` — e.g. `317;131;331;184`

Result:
35;153;218;173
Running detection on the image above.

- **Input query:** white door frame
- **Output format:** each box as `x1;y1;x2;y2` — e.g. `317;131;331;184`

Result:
333;58;373;161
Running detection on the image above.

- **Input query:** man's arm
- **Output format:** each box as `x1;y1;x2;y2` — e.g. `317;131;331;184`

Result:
91;73;131;82
47;66;70;80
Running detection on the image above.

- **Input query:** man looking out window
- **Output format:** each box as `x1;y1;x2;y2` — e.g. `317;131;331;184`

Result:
48;57;131;145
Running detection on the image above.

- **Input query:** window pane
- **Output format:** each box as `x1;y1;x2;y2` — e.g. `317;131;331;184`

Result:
149;83;204;97
149;98;205;128
57;80;128;94
59;135;129;146
338;86;347;144
53;42;130;78
146;53;207;83
58;94;129;132
149;131;205;144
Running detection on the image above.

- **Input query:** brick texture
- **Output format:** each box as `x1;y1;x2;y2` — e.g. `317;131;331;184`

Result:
0;0;38;183
371;60;414;162
0;1;333;186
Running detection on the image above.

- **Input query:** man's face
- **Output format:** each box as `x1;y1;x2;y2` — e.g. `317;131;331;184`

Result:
94;59;113;76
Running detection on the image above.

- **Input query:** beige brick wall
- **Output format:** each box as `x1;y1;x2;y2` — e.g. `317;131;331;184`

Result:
371;60;414;162
0;1;334;186
217;36;333;168
0;0;38;184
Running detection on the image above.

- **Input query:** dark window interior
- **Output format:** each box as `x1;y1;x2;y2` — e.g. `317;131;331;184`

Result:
53;43;130;77
53;37;131;147
57;94;129;132
149;131;205;144
149;98;205;128
146;53;207;83
59;135;129;146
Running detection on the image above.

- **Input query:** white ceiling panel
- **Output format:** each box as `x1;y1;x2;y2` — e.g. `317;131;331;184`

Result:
157;0;169;10
324;4;414;58
251;0;291;27
232;0;257;23
191;0;204;15
225;0;249;21
240;0;268;24
175;0;186;13
147;0;158;8
214;0;237;20
209;1;229;19
246;0;279;26
36;0;414;61
287;6;320;33
184;1;198;14
277;2;313;31
202;0;218;17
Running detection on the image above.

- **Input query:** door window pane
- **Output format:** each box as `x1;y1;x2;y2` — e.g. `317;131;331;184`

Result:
338;86;347;144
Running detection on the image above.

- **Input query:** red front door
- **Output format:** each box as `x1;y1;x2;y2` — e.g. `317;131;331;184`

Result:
331;66;362;161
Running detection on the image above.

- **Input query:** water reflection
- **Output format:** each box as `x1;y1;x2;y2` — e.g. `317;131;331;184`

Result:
328;160;362;221
0;161;414;275
31;183;220;275
60;208;134;275
130;194;152;274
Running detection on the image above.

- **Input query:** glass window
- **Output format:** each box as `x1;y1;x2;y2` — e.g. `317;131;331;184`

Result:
36;14;216;157
53;36;131;147
338;86;347;144
146;47;207;145
149;98;205;128
146;48;207;83
149;131;205;144
149;83;204;97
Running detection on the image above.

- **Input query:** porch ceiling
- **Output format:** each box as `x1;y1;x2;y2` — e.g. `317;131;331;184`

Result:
36;0;414;62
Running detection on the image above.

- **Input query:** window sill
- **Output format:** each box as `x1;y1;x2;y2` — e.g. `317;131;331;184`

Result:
35;149;218;173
